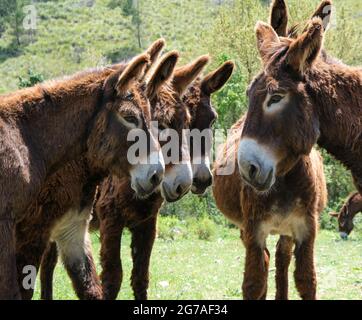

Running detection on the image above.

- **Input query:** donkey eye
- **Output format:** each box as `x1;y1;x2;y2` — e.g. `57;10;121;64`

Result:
268;94;284;107
123;115;139;126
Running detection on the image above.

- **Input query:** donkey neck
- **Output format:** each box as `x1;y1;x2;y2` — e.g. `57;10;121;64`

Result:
1;69;112;176
306;62;362;181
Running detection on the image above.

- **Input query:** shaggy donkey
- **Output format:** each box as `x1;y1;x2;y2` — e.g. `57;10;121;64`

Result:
213;18;331;300
0;51;164;299
39;58;234;300
15;41;181;300
330;192;362;239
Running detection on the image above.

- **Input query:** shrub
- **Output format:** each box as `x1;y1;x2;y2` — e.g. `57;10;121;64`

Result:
157;216;187;241
18;69;44;88
189;216;217;241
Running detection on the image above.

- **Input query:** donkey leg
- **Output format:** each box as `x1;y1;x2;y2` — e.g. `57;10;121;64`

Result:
275;236;294;300
259;247;270;300
56;217;102;300
40;242;58;300
99;214;123;300
130;215;157;300
293;230;317;300
242;239;269;300
16;239;48;300
0;217;21;300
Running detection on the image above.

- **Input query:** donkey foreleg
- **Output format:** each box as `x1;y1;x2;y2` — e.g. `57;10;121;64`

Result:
242;237;270;300
99;215;123;300
55;215;102;300
293;227;317;300
0;217;21;300
130;215;157;300
40;241;58;300
16;238;48;300
275;236;294;300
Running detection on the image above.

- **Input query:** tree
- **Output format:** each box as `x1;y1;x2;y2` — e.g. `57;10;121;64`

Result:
109;0;143;49
0;0;31;46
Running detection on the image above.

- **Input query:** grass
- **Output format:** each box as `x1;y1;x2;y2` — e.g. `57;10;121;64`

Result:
31;221;362;300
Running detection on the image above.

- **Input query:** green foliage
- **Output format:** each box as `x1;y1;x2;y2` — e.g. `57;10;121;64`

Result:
188;216;217;241
18;69;44;88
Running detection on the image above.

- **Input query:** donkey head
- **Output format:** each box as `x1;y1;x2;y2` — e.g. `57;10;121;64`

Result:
153;54;209;202
87;53;167;199
238;19;324;192
330;192;362;238
184;61;234;195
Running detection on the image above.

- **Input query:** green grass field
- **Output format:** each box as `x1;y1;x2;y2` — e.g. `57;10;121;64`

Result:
32;225;362;300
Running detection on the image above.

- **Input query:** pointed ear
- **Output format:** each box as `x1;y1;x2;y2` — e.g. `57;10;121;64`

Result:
330;212;339;218
285;18;324;75
201;61;234;95
115;53;150;94
311;0;332;30
146;50;179;100
173;55;210;96
142;38;166;76
147;38;166;63
255;21;280;66
270;0;289;37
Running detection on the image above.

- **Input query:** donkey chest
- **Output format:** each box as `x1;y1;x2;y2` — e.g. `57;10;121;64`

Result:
257;200;309;245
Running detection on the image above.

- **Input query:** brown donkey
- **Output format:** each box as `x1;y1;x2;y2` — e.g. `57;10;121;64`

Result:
0;52;165;299
330;192;362;239
213;19;332;300
39;59;234;300
15;42;180;300
270;1;362;190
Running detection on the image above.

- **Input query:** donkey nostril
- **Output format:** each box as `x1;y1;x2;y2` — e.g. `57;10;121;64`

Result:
176;184;183;195
150;172;161;186
249;163;258;180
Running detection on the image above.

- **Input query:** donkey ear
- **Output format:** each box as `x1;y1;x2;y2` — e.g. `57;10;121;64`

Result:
201;61;234;95
270;0;289;37
255;21;280;66
115;53;150;94
173;55;210;96
146;38;166;63
330;212;339;218
146;50;179;100
285;18;324;75
142;38;166;76
310;0;332;30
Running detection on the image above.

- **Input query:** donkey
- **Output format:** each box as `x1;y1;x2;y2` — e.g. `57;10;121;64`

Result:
213;19;330;300
330;192;362;239
268;0;362;186
39;59;234;300
0;52;165;299
15;42;183;300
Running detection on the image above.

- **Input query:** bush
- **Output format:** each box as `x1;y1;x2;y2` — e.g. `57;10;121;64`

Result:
18;69;44;88
157;216;187;241
188;216;217;241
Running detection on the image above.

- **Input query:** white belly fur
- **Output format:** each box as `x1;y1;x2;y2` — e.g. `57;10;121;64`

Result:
257;200;309;246
50;208;92;265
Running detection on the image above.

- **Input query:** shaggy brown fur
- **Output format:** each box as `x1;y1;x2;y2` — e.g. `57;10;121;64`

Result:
330;192;362;237
15;44;180;300
213;117;327;300
213;18;335;300
39;60;234;300
0;52;154;299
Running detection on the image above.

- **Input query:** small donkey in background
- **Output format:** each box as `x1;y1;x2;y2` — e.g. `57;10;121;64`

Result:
330;192;362;239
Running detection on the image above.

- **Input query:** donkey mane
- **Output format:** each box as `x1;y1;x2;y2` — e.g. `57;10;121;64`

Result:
0;66;120;116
